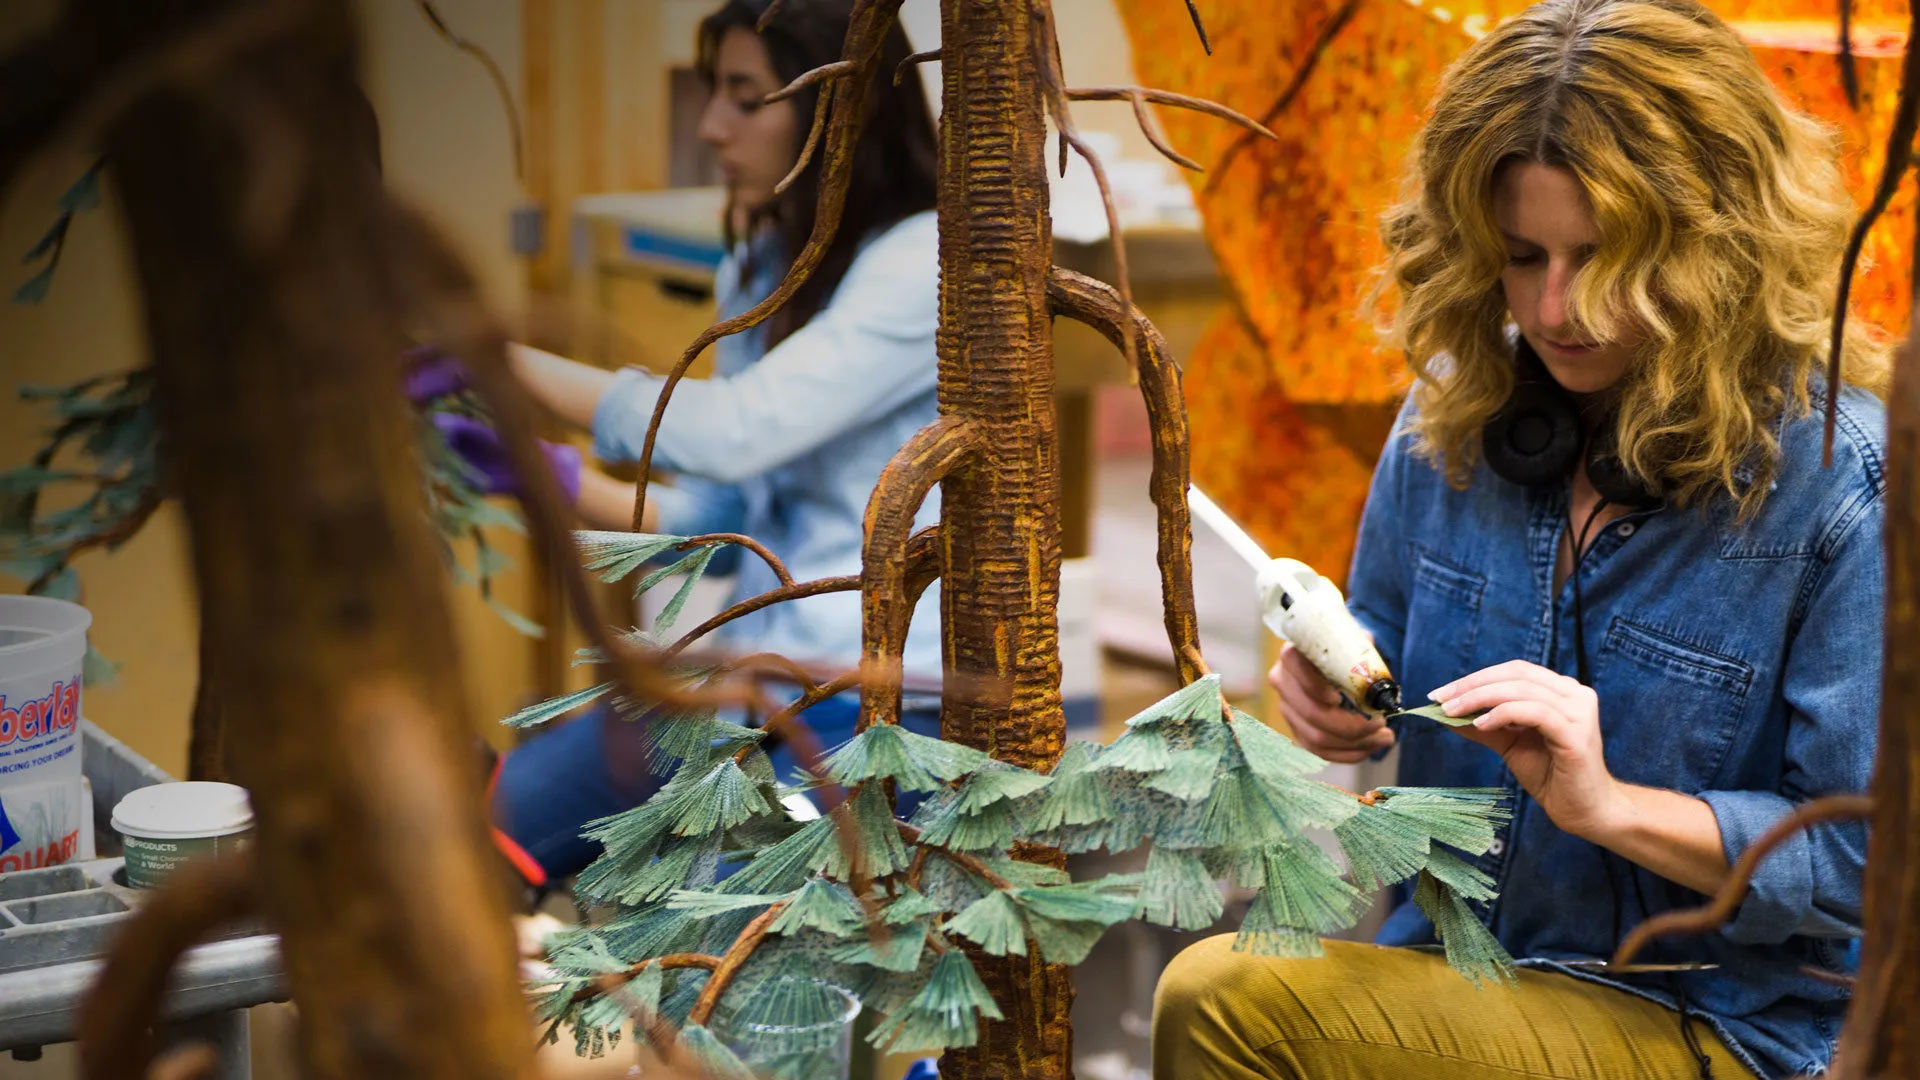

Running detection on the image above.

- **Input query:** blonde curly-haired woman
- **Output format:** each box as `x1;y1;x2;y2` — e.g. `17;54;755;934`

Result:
1154;0;1887;1077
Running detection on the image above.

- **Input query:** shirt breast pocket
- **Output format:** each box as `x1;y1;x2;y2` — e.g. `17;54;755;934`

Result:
1599;616;1754;789
1399;545;1488;700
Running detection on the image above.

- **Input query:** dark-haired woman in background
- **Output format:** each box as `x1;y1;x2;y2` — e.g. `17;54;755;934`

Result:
484;0;944;886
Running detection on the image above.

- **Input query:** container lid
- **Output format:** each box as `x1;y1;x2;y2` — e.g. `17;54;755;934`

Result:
111;782;253;839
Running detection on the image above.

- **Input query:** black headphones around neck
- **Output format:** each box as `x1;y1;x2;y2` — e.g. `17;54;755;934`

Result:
1481;338;1659;508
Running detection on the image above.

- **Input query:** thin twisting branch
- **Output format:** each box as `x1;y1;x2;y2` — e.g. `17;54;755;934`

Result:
569;953;720;1005
1825;0;1920;464
1184;0;1214;54
1841;0;1861;111
776;79;832;195
687;903;789;1025
414;0;523;180
1049;268;1205;685
1034;2;1137;366
1612;794;1874;967
898;822;1014;890
631;0;907;532
860;419;982;731
678;532;795;587
1204;0;1360;196
79;851;257;1080
1066;86;1274;140
895;48;941;85
767;59;855;104
1131;90;1200;171
667;574;859;655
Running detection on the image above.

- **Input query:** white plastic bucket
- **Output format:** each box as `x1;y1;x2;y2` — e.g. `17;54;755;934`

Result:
111;782;253;888
0;596;89;787
0;774;94;873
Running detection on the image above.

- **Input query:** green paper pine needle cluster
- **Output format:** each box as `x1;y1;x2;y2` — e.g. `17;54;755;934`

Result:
532;619;1518;1070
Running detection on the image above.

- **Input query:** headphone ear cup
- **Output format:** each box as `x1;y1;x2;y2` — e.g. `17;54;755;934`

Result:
1483;380;1582;488
1585;427;1659;508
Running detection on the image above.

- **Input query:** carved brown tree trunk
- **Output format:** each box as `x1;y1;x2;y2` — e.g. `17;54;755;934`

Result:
934;2;1074;1077
93;1;535;1076
1836;336;1920;1078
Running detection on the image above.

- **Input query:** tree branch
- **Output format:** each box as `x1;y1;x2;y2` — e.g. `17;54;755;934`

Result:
775;79;832;196
766;59;856;104
1183;0;1214;55
898;822;1014;891
1825;0;1920;465
1048;268;1204;684
569;953;720;1005
861;418;982;730
895;48;941;86
1611;794;1874;967
667;575;858;655
629;0;907;533
687;903;789;1026
1066;87;1273;139
79;851;257;1080
1203;0;1360;197
678;532;795;587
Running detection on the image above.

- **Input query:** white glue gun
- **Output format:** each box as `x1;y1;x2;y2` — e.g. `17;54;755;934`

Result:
1188;485;1403;718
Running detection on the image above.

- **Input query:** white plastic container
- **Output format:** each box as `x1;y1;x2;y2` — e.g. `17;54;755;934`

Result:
0;596;90;787
110;782;253;888
0;774;95;873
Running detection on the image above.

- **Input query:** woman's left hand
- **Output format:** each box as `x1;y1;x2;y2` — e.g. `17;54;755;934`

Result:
1433;660;1628;841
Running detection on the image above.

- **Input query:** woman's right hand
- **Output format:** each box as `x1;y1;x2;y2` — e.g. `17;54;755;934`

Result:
1268;642;1395;763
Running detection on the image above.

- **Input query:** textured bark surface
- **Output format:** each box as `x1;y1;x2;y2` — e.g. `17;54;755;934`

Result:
92;1;535;1076
1835;337;1920;1078
934;1;1075;1076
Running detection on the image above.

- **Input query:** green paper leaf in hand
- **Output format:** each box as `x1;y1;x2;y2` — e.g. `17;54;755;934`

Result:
1394;702;1485;728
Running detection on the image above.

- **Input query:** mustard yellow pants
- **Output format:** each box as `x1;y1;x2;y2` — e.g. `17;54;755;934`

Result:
1152;936;1755;1080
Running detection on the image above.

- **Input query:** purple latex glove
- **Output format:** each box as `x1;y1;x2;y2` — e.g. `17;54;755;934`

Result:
405;345;469;405
431;413;583;505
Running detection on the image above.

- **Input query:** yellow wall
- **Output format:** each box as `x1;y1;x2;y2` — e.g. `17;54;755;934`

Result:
0;0;541;778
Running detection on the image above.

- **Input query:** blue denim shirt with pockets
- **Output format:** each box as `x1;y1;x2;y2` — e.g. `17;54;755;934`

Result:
1348;378;1884;1079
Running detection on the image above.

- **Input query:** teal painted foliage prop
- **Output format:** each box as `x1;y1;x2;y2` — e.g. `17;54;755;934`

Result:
529;567;1517;1073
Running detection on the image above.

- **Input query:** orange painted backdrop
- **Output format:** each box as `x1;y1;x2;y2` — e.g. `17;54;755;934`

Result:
1114;0;1914;582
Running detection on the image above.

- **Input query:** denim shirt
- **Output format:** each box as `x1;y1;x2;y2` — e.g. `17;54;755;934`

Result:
591;212;943;680
1350;380;1884;1079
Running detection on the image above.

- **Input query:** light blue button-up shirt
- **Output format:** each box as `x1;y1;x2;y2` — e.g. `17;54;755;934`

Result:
1351;378;1884;1079
591;212;943;682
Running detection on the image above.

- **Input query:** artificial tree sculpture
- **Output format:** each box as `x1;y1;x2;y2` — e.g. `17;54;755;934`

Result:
2;1;1910;1079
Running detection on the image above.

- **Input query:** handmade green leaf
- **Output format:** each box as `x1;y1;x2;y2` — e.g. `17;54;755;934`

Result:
867;950;1004;1054
1023;742;1114;831
669;759;773;836
666;890;785;919
824;722;992;793
1374;787;1511;855
1333;799;1432;892
502;681;613;729
1232;890;1324;958
677;1024;758;1080
769;878;863;937
575;530;688;583
832;918;929;972
952;762;1052;813
722;815;841;894
1144;743;1224;802
1126;674;1228;727
1229;709;1328;778
1393;702;1484;728
914;796;1020;852
649;545;718;628
1422;847;1498;902
944;891;1028;956
821;784;915;878
883;887;944;924
1260;839;1365;935
1011;880;1138;964
1413;871;1516;986
1099;726;1173;773
1135;847;1224;930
